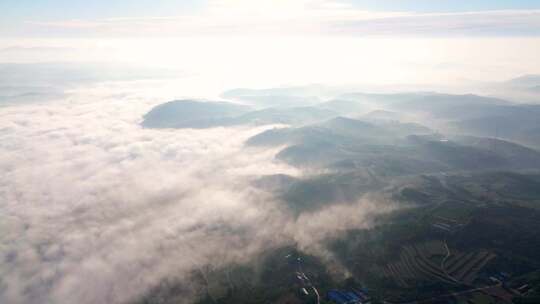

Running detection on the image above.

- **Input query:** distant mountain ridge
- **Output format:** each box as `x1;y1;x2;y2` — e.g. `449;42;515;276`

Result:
246;114;540;174
142;91;540;150
142;99;339;129
141;99;251;128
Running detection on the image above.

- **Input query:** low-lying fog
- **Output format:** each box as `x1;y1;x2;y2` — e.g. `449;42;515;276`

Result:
0;79;402;304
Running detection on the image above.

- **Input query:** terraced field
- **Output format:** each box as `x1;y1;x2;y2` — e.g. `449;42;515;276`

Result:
444;251;496;284
382;241;495;287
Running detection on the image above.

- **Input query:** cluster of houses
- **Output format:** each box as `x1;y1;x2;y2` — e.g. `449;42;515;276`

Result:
431;216;464;233
327;289;371;304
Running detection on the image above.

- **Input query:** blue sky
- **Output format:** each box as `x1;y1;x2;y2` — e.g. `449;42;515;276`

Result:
1;0;206;21
1;0;540;38
344;0;540;12
2;0;540;21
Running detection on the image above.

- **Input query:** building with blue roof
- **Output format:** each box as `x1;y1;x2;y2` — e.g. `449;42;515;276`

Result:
327;289;370;304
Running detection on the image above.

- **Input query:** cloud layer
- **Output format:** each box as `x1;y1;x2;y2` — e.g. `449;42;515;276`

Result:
0;82;395;304
8;0;540;38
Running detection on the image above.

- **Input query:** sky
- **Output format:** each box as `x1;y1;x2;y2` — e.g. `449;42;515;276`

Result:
2;0;540;21
1;0;540;91
2;0;540;38
1;0;540;92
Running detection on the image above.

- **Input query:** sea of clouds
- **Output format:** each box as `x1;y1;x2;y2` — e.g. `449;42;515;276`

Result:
0;79;396;304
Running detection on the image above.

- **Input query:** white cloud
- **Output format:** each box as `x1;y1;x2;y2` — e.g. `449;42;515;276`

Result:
20;0;540;38
333;9;540;36
0;81;394;304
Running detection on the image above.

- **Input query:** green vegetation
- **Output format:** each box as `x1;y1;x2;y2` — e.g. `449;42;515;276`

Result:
137;172;540;304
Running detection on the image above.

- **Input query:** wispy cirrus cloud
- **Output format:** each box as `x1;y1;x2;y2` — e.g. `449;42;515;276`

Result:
21;6;540;37
4;0;540;38
331;9;540;36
